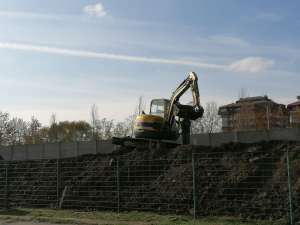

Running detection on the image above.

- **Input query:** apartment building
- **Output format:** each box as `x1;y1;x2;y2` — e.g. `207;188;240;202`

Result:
287;96;300;128
218;96;288;132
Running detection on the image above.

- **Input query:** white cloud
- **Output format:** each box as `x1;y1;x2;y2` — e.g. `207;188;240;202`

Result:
83;2;106;17
228;57;274;73
0;42;274;73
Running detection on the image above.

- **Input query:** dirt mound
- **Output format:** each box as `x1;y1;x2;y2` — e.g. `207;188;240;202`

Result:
1;141;300;222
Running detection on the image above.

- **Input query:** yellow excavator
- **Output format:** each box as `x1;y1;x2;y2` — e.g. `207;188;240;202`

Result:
113;72;204;146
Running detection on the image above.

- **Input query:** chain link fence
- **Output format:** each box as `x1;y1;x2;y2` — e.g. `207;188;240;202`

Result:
0;148;298;225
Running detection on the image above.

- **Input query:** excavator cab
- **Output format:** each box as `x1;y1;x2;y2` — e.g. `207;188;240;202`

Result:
134;99;168;139
150;99;170;118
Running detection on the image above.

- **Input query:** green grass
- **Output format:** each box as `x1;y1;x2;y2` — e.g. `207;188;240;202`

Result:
0;208;285;225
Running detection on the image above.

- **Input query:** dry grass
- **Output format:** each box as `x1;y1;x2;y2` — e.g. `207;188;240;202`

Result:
0;208;284;225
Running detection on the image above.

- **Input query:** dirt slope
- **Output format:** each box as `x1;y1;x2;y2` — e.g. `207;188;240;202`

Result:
1;141;300;222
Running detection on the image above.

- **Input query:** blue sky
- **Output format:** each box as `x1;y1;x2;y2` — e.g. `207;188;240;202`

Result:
0;0;299;124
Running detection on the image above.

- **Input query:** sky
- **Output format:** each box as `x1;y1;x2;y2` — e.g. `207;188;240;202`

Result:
0;0;299;125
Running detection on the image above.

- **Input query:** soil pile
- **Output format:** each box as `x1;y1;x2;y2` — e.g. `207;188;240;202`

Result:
1;141;300;222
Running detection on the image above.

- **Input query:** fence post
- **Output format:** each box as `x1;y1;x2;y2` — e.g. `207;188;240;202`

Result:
5;163;9;210
116;159;120;214
192;153;197;219
56;158;61;209
286;149;294;225
95;140;98;154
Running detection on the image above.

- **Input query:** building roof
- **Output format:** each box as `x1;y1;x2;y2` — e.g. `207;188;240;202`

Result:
218;95;286;115
219;96;272;110
236;96;271;103
287;101;300;109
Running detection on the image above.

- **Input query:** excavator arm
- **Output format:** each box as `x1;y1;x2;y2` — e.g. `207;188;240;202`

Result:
165;72;204;144
166;72;203;125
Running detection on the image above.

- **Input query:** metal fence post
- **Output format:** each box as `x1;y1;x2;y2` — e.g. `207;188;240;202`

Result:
56;158;61;209
192;153;197;219
116;159;120;214
286;149;294;225
95;140;98;154
5;163;9;210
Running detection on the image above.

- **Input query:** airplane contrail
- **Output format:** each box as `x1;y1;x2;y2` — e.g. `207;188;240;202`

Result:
0;42;273;72
0;42;226;70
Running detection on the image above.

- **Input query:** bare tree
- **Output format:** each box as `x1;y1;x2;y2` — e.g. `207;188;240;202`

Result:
48;113;58;142
50;113;57;125
8;118;28;144
136;95;146;115
192;101;221;134
95;118;114;140
125;114;137;137
103;119;114;139
90;104;99;139
121;95;146;137
25;116;42;144
113;121;130;137
0;112;10;145
0;112;29;145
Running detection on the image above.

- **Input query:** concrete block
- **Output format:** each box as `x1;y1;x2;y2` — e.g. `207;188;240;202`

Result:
0;146;13;161
61;142;77;158
78;141;96;156
96;140;114;154
27;144;43;160
44;143;60;159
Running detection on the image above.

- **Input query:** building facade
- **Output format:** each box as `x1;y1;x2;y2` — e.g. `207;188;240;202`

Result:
218;96;288;132
287;96;300;128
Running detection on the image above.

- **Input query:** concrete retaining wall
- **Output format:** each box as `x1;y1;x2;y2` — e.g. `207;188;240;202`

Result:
0;128;299;161
191;128;300;147
0;140;116;161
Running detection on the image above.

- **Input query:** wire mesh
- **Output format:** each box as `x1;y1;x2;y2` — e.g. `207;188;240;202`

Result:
117;159;192;213
193;149;289;222
288;149;300;224
0;148;296;224
0;167;7;208
5;161;57;208
60;160;118;210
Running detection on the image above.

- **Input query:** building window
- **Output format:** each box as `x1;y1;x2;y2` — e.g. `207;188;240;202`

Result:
222;117;229;127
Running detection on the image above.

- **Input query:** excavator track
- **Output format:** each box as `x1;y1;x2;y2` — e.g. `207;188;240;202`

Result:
112;136;180;149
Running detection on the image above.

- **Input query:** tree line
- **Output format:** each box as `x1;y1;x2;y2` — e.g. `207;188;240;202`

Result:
0;110;134;146
0;100;221;146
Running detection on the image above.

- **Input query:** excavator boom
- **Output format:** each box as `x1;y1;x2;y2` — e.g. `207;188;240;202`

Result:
166;72;203;131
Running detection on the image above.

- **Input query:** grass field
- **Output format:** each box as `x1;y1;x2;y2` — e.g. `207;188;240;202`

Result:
0;208;285;225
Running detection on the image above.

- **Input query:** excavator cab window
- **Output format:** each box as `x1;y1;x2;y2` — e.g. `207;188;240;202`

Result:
150;99;169;118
